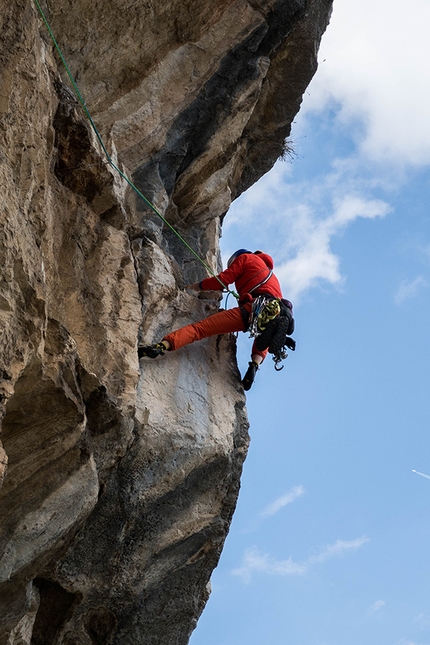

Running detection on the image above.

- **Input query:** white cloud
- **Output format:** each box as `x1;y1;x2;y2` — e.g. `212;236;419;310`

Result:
394;276;428;305
306;536;370;565
225;163;390;302
232;547;306;583
260;485;305;517
368;599;385;614
232;536;369;583
275;194;389;302
305;0;430;166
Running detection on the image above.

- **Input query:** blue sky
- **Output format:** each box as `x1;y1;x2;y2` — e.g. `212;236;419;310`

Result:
190;1;430;644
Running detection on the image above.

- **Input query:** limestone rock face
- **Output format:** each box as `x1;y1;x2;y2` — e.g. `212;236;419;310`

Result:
0;0;332;643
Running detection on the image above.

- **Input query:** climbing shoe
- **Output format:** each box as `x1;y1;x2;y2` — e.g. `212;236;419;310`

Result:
138;342;167;359
242;361;259;391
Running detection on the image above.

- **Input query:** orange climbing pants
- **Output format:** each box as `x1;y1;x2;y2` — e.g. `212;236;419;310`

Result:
163;303;268;360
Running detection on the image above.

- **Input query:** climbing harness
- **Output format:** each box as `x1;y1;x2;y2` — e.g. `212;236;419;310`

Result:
31;0;238;301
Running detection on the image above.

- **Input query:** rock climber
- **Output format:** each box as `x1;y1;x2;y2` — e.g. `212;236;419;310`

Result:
138;249;292;391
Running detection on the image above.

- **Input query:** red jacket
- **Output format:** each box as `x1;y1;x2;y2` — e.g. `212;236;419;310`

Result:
200;252;283;301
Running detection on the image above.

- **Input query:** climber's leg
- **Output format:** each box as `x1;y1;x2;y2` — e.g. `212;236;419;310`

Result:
162;306;247;351
241;341;268;391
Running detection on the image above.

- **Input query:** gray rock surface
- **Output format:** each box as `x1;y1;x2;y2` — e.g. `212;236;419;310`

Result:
0;0;332;642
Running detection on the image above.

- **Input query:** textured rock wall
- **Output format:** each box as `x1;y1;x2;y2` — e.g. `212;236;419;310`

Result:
0;0;332;643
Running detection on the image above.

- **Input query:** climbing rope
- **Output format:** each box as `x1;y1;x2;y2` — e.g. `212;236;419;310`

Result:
32;0;239;300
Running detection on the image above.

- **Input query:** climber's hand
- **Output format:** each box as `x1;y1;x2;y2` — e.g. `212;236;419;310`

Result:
185;283;200;291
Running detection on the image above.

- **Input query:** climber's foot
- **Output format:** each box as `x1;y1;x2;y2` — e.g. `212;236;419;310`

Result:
242;361;259;391
138;342;167;359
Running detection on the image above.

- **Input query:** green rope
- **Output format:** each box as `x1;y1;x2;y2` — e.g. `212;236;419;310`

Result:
32;0;239;300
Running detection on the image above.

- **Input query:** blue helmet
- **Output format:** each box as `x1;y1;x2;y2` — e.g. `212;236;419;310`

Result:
227;249;252;267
